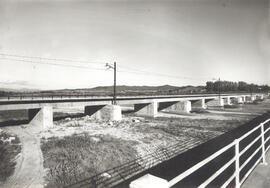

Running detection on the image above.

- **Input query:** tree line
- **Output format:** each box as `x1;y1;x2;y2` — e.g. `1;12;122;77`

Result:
206;81;270;93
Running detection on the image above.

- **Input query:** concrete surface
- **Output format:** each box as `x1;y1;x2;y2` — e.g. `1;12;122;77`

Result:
129;174;169;188
165;101;192;113
134;102;158;117
29;106;53;129
242;150;270;188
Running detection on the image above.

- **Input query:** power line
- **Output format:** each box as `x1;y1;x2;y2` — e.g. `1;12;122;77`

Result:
0;57;106;71
117;64;211;81
0;53;212;82
0;53;106;65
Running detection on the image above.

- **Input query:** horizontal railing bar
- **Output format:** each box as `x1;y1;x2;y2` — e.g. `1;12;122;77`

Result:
168;141;235;187
240;135;261;156
264;126;270;134
220;172;236;188
240;146;262;171
198;156;236;188
266;144;270;153
238;125;261;142
240;156;262;185
264;136;270;145
262;119;270;125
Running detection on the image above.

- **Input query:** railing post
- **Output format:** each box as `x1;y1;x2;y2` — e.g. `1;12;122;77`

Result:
235;139;240;188
260;123;268;165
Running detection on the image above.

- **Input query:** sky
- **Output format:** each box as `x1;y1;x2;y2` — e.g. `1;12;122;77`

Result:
0;0;269;90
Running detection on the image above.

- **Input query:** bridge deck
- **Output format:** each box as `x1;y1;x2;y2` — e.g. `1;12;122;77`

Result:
0;93;250;110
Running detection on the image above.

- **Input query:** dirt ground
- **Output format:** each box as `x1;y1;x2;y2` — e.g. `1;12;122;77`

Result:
1;123;45;188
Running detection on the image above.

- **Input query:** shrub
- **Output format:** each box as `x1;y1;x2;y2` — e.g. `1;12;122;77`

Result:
0;133;21;182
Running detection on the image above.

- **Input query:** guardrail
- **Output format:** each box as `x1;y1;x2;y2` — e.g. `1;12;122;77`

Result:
164;118;270;188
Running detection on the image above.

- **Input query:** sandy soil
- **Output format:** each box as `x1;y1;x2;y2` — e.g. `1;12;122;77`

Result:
1;123;45;188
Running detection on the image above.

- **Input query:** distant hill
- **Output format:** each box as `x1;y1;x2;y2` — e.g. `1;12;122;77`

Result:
0;85;206;97
0;88;39;92
91;85;180;92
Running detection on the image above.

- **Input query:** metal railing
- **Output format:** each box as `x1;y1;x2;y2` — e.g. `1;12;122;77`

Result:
0;93;259;103
168;118;270;188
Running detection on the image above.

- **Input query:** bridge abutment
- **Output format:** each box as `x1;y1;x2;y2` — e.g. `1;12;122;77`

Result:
28;106;53;128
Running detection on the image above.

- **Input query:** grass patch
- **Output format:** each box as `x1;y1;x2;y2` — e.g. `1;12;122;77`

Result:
0;132;21;182
41;133;138;188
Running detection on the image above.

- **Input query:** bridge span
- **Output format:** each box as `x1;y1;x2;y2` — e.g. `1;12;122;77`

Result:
0;93;263;128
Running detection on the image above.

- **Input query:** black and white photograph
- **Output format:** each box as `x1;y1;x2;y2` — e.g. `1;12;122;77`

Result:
0;0;270;188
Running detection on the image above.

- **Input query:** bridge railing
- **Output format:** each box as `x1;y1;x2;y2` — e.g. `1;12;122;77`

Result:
0;93;259;102
166;118;270;188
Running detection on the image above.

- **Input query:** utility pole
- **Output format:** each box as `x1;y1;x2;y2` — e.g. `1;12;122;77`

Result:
113;62;116;105
218;77;221;101
106;62;117;105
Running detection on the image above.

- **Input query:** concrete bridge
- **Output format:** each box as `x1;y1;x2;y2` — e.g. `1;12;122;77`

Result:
0;93;264;128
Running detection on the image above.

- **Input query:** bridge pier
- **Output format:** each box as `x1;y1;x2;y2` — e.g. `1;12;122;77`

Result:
219;98;224;106
204;98;223;108
28;106;53;128
160;100;192;113
200;98;207;109
134;101;158;117
242;96;246;103
191;99;207;109
85;105;122;121
84;105;105;119
225;97;231;105
237;97;243;104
